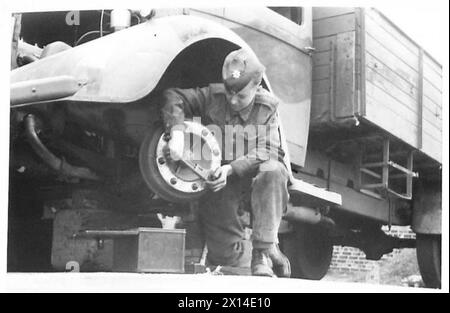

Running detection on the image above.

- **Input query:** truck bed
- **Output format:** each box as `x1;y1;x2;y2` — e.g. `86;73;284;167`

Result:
311;8;442;164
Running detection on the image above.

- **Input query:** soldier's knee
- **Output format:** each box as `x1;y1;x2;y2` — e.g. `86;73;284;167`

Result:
257;160;287;182
207;240;251;267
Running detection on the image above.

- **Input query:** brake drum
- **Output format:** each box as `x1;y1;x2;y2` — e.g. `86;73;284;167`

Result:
139;121;221;203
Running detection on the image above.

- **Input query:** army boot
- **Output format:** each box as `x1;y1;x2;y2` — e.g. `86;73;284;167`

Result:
267;244;291;278
251;248;275;277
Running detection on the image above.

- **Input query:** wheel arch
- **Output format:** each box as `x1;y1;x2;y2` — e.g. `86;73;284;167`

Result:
11;14;271;105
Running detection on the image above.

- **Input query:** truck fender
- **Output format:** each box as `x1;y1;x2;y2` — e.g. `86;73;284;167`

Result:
10;15;256;105
412;180;442;235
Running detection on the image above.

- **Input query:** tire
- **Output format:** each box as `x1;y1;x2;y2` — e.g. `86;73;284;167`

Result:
416;234;441;289
139;123;208;203
281;223;333;280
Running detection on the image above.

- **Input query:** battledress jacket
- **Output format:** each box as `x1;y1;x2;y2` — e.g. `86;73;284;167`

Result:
161;83;286;177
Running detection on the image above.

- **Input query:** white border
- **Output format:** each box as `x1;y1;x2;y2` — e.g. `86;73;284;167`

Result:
1;0;448;293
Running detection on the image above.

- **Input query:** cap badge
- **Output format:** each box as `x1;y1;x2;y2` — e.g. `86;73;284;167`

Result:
231;70;241;79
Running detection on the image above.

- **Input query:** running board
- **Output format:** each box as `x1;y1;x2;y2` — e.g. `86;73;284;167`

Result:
288;178;342;207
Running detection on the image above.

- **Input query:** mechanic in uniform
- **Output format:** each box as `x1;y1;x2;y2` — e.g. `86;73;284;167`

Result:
161;49;291;277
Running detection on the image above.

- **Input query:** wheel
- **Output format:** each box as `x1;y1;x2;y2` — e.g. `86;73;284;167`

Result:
281;223;333;280
416;234;441;288
139;121;221;203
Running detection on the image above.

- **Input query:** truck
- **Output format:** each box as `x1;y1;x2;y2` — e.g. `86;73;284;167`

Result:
8;7;442;288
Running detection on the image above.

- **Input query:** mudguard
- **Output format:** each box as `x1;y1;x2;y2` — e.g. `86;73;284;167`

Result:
412;181;442;235
10;15;254;104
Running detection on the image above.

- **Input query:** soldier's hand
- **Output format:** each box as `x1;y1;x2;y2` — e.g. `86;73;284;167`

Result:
164;130;184;161
205;165;233;192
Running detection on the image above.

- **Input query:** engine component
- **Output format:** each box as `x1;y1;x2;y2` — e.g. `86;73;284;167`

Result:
24;114;100;181
284;205;335;229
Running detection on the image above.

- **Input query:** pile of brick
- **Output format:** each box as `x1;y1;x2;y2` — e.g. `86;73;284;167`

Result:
330;226;416;272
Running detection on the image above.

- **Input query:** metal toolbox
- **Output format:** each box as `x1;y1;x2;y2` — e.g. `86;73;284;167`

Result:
79;227;186;273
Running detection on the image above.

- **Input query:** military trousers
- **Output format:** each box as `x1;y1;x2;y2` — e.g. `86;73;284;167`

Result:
199;160;289;267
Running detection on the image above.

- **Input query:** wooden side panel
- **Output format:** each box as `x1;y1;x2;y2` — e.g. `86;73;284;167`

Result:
311;8;357;126
363;8;442;162
313;50;332;66
366;62;418;114
365;81;420;147
312;8;442;163
313;7;355;20
364;31;419;87
313;12;356;38
364;9;419;146
423;97;442;129
335;32;356;118
365;11;420;68
423;78;442;108
311;32;334;124
365;53;418;110
423;58;442;92
421;53;442;162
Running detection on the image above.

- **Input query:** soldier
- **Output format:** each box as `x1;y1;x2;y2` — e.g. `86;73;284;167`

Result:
161;48;291;277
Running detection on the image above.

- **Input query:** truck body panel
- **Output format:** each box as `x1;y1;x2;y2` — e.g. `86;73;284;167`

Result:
10;15;251;104
311;8;443;164
191;8;313;167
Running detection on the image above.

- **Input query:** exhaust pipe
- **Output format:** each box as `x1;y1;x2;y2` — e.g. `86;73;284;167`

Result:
24;114;100;181
284;205;335;229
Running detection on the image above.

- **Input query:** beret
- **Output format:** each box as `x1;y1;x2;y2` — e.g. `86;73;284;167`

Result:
222;49;265;93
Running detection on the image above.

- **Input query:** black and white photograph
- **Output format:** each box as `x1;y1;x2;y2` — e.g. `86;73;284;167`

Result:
1;0;448;295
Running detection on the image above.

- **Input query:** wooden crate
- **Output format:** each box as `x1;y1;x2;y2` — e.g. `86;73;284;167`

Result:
311;7;442;164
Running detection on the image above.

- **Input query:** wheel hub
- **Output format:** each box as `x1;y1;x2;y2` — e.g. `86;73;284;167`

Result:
139;121;221;202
